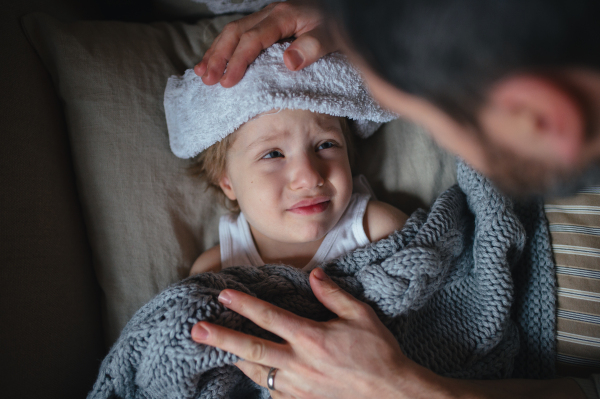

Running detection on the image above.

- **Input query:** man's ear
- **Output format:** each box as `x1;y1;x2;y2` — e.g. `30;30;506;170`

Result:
219;173;237;201
480;75;585;166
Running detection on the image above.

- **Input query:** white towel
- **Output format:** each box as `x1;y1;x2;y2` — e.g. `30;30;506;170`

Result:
164;42;397;159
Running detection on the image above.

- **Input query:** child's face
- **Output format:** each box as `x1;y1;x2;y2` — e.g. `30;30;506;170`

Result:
219;109;353;244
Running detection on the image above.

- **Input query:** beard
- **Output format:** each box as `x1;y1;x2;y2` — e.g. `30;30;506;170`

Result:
478;136;600;198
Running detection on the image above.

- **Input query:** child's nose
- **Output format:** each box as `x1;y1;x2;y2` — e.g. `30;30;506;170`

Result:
289;153;325;190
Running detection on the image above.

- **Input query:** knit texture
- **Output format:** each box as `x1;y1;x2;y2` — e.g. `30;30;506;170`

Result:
192;0;278;14
88;162;556;399
164;42;397;159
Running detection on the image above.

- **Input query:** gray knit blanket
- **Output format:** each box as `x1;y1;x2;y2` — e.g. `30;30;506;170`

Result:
88;162;556;399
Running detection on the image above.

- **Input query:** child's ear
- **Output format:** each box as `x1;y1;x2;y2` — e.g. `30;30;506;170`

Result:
218;174;237;201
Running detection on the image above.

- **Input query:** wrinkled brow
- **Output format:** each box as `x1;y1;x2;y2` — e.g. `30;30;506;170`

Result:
244;132;282;152
314;115;343;132
243;115;344;153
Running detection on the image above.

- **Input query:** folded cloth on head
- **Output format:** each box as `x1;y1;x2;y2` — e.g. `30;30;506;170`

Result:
87;161;557;399
164;42;397;159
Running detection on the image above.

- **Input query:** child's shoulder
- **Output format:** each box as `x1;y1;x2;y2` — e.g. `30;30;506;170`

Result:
363;200;408;243
189;244;221;276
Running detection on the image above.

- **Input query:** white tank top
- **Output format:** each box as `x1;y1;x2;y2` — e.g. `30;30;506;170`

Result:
219;175;375;272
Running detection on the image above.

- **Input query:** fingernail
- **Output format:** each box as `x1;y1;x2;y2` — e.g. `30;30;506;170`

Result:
192;324;209;341
313;268;329;281
218;290;232;305
286;49;304;70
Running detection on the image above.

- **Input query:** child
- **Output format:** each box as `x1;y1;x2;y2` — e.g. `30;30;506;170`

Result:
164;43;407;274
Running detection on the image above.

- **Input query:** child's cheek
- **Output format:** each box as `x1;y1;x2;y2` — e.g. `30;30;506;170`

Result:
257;160;285;175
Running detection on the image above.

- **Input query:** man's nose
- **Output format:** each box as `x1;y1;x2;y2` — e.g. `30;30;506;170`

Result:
289;152;325;190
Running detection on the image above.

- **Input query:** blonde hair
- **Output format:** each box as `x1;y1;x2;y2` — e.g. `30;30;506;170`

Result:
188;117;355;212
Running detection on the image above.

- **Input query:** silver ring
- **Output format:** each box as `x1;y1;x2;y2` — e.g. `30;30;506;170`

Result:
267;367;278;391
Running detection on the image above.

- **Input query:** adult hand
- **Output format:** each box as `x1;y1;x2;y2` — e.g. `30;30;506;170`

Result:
190;268;429;398
191;268;587;399
195;1;337;88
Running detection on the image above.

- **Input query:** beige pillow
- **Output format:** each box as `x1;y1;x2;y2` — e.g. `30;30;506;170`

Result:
22;13;456;346
22;13;240;345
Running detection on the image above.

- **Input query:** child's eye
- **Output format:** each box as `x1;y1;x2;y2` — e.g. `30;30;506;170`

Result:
262;150;284;159
317;141;336;151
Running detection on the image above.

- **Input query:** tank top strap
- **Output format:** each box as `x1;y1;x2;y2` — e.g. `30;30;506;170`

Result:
303;175;373;272
219;212;264;269
353;174;377;199
220;175;374;272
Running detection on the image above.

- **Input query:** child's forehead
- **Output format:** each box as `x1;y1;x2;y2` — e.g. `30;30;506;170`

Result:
239;109;342;137
229;111;342;152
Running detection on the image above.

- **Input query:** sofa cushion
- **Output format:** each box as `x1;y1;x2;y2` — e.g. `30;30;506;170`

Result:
22;13;457;345
545;188;600;377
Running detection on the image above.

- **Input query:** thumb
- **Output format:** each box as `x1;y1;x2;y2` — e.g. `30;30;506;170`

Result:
310;268;367;320
283;25;338;71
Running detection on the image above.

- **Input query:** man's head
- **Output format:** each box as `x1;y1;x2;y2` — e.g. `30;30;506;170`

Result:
323;0;600;195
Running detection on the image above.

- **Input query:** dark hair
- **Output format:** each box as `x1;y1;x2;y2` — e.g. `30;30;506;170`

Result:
322;0;600;127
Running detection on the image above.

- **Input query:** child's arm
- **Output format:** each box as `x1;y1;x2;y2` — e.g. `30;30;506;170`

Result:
363;201;409;242
189;245;222;276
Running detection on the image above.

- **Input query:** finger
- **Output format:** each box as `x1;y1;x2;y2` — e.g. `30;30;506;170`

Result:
194;36;220;77
194;4;277;81
235;362;296;399
310;268;372;321
219;1;325;87
216;289;312;341
219;23;290;87
283;25;338;71
202;53;229;85
194;47;213;77
218;2;309;87
191;321;290;368
201;26;246;85
234;360;267;386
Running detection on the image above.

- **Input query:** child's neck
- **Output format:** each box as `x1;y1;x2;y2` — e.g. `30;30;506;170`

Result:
249;224;325;269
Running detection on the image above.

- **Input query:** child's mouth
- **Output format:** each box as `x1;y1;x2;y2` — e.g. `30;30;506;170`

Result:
288;199;330;215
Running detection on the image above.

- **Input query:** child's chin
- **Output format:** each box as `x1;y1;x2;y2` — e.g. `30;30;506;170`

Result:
290;225;329;243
